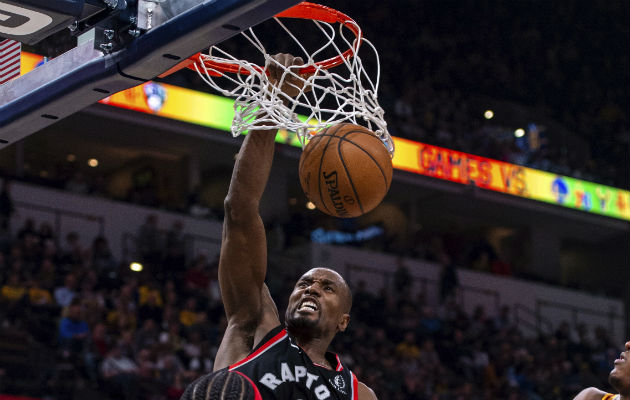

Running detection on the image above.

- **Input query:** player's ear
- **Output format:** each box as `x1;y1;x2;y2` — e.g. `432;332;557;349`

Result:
337;313;350;332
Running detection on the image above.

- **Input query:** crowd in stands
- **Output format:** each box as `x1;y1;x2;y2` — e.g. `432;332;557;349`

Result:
0;207;621;400
4;5;628;397
347;0;629;188
21;2;629;192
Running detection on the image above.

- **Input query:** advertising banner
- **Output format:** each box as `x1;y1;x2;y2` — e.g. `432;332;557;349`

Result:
19;53;630;221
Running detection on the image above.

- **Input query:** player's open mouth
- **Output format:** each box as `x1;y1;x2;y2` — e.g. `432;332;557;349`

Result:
297;299;319;312
614;353;626;364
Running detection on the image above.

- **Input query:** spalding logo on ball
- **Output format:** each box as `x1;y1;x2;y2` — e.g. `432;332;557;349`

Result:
299;123;393;218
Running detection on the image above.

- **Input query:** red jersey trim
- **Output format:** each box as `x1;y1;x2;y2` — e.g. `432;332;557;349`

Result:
232;370;263;400
335;354;344;371
313;353;343;371
351;372;359;400
228;329;288;370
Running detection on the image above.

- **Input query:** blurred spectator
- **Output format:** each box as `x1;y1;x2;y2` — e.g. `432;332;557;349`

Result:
138;280;163;308
107;301;138;334
418;305;442;338
179;297;201;328
89;236;118;278
58;297;90;358
439;254;459;303
395;331;421;360
17;218;36;241
137;291;163;326
90;322;110;359
36;222;54;245
37;257;57;290
60;231;85;268
27;278;53;307
393;256;412;295
156;352;183;390
164;220;187;275
0;214;621;400
184;255;210;294
100;344;140;400
493;305;513;331
54;273;77;308
135;318;160;350
352;280;375;324
1;273;26;303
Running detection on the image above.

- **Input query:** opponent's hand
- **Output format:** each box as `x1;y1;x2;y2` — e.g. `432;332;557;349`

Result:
266;53;312;98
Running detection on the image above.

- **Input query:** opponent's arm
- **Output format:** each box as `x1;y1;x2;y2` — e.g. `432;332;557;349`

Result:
572;387;607;400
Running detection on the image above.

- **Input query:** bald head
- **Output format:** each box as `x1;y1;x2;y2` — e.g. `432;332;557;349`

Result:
302;267;352;314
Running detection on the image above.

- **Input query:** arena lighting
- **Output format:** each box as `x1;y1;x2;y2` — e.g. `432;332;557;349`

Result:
129;262;143;272
87;158;99;167
306;201;316;210
66;154;76;162
484;110;494;119
514;128;525;138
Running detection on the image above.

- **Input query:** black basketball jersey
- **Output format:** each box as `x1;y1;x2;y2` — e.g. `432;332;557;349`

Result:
228;326;358;400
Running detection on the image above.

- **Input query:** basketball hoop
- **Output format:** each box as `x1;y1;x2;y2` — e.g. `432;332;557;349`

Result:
188;2;393;156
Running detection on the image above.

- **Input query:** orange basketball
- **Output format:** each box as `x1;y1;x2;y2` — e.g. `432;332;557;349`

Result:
299;123;393;218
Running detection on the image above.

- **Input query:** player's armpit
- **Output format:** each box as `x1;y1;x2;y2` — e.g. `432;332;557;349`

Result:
253;284;281;346
357;381;378;400
572;387;607;400
213;322;256;371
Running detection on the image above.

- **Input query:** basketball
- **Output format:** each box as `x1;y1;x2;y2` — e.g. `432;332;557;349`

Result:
298;123;393;218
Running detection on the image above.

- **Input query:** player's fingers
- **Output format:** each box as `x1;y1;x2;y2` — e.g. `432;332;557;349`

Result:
289;56;305;79
267;53;284;83
265;56;276;83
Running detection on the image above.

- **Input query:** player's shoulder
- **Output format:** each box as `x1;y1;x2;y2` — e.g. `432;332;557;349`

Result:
573;387;610;400
357;381;378;400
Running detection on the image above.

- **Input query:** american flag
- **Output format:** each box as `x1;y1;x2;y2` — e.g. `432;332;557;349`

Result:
0;39;21;85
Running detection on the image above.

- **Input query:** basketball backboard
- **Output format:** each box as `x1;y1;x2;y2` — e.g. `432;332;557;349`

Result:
0;0;301;149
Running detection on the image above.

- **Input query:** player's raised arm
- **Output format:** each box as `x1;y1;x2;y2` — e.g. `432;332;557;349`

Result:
219;124;278;324
215;54;308;369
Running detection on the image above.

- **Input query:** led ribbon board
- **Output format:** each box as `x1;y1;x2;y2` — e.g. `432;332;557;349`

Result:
19;53;630;221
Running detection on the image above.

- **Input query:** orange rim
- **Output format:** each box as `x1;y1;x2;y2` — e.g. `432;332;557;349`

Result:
188;2;362;76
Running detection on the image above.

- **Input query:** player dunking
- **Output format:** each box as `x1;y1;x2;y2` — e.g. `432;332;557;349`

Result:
181;54;378;400
573;340;629;400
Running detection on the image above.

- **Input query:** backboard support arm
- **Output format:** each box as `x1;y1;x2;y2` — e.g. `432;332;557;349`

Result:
0;0;300;149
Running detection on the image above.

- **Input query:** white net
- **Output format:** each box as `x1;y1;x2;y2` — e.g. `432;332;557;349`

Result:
193;8;393;156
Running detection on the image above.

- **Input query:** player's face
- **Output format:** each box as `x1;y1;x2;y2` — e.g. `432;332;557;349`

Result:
285;268;350;337
609;340;630;395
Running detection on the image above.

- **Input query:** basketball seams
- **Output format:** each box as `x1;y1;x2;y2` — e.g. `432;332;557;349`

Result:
315;124;345;215
337;133;364;215
334;130;391;189
299;124;392;218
